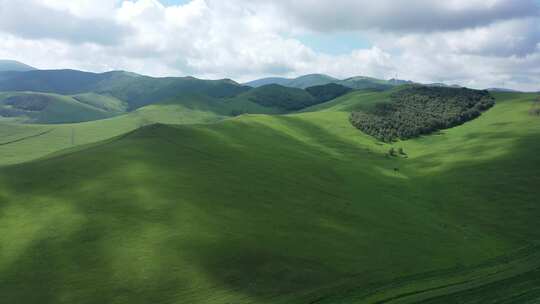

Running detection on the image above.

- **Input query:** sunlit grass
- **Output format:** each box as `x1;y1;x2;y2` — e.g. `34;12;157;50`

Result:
0;91;538;303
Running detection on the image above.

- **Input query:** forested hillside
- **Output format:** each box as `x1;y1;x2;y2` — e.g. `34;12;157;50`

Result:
350;86;495;141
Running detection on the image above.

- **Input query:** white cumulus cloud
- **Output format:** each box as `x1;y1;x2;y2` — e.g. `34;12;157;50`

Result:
0;0;538;91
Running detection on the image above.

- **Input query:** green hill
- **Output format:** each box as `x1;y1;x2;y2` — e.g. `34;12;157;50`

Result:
0;69;407;125
72;93;128;113
305;83;352;103
0;92;119;124
0;91;539;303
287;74;341;89
0;99;227;166
0;70;332;125
94;74;251;110
340;76;395;90
301;89;395;113
0;70;250;110
0;90;299;166
244;76;296;88
234;84;319;111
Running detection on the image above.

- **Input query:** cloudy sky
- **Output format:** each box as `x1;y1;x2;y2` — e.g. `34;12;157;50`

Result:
0;0;539;90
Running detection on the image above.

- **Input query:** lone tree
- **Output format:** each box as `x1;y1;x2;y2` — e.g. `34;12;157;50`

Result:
388;147;397;157
531;97;540;116
398;147;406;155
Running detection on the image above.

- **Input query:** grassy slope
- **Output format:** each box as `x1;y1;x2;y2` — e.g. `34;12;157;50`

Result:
0;92;120;124
160;93;283;116
0;92;539;303
72;93;128;113
301;89;394;113
0;103;223;166
0;93;284;166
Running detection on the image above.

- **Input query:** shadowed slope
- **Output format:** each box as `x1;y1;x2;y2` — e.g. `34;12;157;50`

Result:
0;92;539;303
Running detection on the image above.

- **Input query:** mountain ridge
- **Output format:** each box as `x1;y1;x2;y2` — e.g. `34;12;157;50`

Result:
244;73;412;91
0;60;36;72
0;69;251;111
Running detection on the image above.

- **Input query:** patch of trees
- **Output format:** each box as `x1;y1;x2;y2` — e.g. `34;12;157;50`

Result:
387;147;407;158
0;107;25;117
4;94;50;111
350;86;495;142
306;83;352;103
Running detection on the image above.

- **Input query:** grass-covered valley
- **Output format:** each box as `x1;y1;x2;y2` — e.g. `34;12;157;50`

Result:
1;65;539;303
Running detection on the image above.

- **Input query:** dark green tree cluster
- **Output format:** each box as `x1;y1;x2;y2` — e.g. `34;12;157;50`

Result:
350;86;495;142
0;94;51;118
306;83;352;103
0;107;24;117
4;94;50;111
387;147;406;157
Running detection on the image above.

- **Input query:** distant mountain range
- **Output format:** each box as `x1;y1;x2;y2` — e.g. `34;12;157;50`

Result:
244;74;414;91
0;69;251;111
244;74;533;93
486;88;521;93
244;74;338;89
0;67;359;123
1;59;528;93
426;83;463;89
0;60;36;72
0;61;530;123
